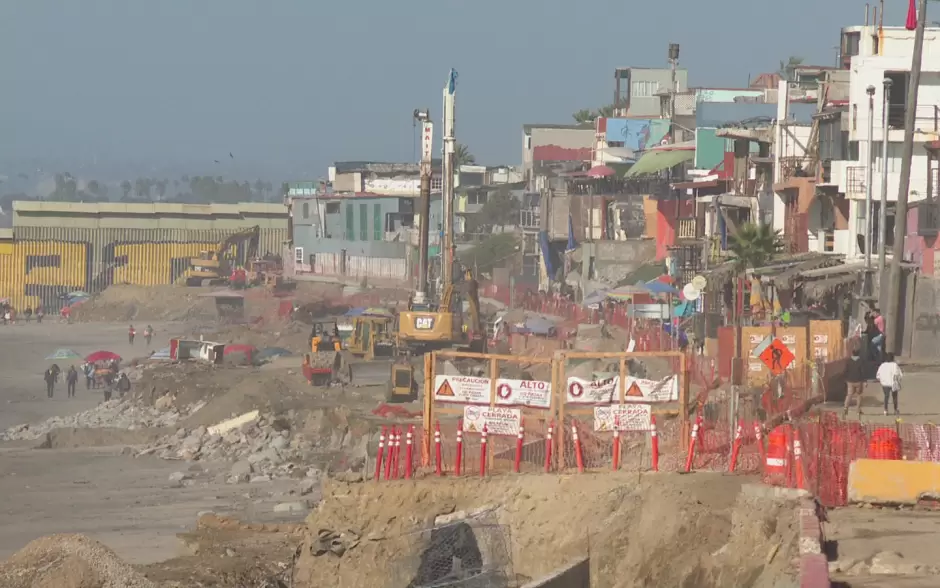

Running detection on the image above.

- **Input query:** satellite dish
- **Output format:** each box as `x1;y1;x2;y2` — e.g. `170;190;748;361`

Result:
683;283;701;301
691;275;707;290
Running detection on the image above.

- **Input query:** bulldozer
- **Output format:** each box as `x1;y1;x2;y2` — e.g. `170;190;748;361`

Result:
186;225;261;286
345;315;398;359
307;322;351;386
387;355;419;403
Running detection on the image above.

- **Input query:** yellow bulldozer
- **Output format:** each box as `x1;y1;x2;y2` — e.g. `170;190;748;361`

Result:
398;268;486;354
186;225;260;286
345;315;398;360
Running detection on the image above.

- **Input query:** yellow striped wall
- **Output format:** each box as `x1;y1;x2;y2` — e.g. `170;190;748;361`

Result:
0;226;288;311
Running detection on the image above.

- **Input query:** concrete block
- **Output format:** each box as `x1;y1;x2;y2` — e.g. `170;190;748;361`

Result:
740;483;810;502
848;458;940;505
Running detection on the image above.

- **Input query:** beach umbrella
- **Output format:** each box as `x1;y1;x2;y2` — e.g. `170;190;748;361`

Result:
85;350;122;363
644;279;679;295
46;348;81;361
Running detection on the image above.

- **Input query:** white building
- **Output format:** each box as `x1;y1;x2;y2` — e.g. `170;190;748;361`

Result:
830;25;940;257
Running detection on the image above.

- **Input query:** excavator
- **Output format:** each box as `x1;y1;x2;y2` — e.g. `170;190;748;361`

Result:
398;267;486;353
186;225;260;286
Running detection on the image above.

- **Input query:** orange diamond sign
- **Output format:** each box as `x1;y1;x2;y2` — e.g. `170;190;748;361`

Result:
759;338;795;375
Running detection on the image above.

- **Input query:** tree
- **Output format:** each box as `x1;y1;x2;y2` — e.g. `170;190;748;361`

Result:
778;56;804;82
455;144;476;167
466;189;521;235
460;232;521;276
155;179;167;201
121;180;132;201
727;222;784;272
572;109;596;124
596;104;615;118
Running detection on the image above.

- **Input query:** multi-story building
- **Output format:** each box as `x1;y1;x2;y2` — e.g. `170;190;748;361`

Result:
613;67;689;117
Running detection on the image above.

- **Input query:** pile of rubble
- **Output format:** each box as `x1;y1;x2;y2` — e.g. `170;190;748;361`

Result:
0;399;184;442
141;411;360;484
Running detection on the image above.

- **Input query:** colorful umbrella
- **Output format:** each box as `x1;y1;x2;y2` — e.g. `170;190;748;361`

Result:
46;348;81;361
85;350;122;363
586;165;615;178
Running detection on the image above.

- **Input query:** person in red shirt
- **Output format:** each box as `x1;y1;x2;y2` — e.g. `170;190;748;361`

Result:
128;325;136;345
60;306;71;323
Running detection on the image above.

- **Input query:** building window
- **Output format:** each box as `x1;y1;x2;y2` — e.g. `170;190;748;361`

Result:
301;202;309;218
359;203;368;241
373;203;382;240
325;201;340;214
346;203;354;240
631;80;658;98
431;176;443;191
294;247;304;263
885;71;909;128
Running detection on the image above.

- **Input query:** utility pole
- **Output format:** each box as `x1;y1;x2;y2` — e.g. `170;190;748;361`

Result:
865;85;876;279
887;0;928;354
414;109;433;306
878;77;893;304
668;43;680;145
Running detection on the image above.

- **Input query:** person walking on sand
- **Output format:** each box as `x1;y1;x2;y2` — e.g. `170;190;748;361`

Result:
876;352;903;416
144;324;154;346
35;305;43;324
44;367;56;398
66;365;78;398
128;324;136;345
843;348;866;418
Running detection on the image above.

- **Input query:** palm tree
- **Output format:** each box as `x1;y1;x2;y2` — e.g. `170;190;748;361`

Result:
727;222;784;272
120;180;132;200
596;104;615;118
572;109;596;124
455;144;476;167
778;56;804;82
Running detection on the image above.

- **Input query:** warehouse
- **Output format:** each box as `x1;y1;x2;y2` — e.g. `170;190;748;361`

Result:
1;201;289;311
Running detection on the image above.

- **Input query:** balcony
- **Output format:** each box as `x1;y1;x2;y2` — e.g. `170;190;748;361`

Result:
844;165;866;197
676;217;702;240
778;156;814;183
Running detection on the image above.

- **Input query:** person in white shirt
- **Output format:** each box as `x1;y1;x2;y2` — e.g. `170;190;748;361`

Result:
875;353;903;416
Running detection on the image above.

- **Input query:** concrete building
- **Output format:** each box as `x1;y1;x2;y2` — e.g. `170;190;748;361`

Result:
3;201;288;311
522;124;595;191
829;25;940;259
613;67;689;117
327;161;443;196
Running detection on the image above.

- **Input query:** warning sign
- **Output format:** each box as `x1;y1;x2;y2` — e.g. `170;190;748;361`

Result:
463;406;521;436
434;375;490;404
566;377;617;404
593;404;652;432
566;375;678;404
433;375;551;408
759;338;795;376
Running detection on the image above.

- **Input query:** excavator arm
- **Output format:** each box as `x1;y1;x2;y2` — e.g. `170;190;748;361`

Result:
218;225;260;260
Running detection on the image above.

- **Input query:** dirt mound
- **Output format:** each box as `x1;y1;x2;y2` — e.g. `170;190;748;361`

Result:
292;473;799;588
0;534;156;588
73;286;216;323
37;427;167;449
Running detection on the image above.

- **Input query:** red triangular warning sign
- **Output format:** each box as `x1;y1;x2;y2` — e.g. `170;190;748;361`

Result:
626;382;644;398
436;379;455;397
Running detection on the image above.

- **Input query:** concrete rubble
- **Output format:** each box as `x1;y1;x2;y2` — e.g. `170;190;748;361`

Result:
0;399;184;442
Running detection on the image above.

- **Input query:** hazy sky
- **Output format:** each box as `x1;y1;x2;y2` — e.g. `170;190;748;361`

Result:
0;0;912;180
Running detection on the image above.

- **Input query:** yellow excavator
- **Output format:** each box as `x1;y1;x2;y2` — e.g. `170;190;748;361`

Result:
398;267;486;353
186;225;260;286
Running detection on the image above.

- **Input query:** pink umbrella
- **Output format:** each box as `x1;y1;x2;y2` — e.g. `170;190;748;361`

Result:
586;165;615;178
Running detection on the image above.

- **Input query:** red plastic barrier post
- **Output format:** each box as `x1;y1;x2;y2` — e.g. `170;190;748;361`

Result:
612;428;621;471
404;425;414;480
572;423;585;473
728;419;744;473
650;415;660;472
434;421;443;477
383;426;394;481
393;428;401;478
793;435;805;490
754;421;766;464
544;421;554;473
480;425;488;477
455;420;464;476
684;415;702;473
514;418;524;473
374;426;387;481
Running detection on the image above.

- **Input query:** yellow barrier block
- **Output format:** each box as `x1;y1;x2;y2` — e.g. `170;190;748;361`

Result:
848;458;940;505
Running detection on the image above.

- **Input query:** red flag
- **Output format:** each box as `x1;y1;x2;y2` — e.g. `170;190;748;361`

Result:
906;0;917;31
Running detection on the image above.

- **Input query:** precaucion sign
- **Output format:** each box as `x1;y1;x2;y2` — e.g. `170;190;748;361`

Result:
463;406;522;436
593;404;652;432
434;375;551;408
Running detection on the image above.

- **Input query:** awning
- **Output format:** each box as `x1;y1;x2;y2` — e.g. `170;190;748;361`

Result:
803;274;858;299
624;149;695;178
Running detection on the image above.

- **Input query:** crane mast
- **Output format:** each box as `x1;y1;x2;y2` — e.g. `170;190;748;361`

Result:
413;109;433;306
441;69;457;292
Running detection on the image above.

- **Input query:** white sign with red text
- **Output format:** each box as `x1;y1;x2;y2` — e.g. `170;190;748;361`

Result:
593;403;652;432
463;406;522;436
434;375;551;408
566;375;678;404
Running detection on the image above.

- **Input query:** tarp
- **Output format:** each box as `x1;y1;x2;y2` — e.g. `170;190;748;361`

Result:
624;149;695;178
46;348;81;361
644;279;679;295
258;346;293;360
150;347;172;360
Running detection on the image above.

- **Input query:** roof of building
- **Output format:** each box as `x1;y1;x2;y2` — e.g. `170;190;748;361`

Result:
523;123;593;133
13;201;287;215
333;160;442;174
